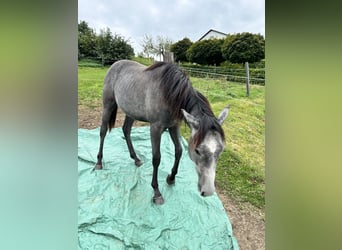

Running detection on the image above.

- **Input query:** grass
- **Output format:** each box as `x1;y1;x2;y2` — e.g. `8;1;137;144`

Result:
131;56;153;66
78;63;265;208
78;66;107;108
78;58;103;67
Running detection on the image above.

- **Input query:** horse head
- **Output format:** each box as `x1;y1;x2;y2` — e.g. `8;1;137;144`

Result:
182;106;229;196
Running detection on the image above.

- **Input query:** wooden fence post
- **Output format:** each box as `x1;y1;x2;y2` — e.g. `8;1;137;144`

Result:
163;51;174;63
245;62;250;96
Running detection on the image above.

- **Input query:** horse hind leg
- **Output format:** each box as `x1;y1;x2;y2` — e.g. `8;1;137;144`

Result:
95;102;118;170
122;116;142;166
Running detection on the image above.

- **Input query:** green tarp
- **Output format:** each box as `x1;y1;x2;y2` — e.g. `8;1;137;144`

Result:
78;127;239;250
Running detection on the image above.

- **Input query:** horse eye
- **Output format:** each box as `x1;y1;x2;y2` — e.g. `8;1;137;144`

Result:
195;149;201;155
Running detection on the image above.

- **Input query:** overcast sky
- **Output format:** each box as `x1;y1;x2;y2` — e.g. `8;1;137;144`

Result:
78;0;265;54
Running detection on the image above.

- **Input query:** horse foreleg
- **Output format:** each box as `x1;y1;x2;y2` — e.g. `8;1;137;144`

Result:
166;125;182;185
150;124;164;205
122;116;142;166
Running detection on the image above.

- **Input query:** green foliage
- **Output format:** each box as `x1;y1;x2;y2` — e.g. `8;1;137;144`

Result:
96;28;113;65
170;37;193;62
96;28;134;66
222;32;265;63
78;21;97;59
186;39;225;65
78;21;134;65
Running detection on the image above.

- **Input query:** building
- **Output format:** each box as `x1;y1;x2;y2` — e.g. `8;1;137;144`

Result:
198;29;227;41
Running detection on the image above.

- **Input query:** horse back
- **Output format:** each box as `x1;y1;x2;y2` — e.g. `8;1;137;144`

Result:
104;60;174;125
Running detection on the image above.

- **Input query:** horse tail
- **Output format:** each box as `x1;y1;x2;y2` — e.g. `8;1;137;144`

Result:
102;68;118;133
108;109;116;132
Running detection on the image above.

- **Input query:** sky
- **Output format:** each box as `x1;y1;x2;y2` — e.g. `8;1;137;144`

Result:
78;0;265;54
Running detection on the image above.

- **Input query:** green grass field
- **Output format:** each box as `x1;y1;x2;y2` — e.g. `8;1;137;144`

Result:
78;63;265;208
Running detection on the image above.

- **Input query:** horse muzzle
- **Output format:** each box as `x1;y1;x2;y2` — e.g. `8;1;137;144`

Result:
197;166;216;197
198;182;215;197
200;190;214;197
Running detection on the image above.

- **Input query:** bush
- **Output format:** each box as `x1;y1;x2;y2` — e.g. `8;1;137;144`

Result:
186;39;225;65
78;21;134;65
170;38;192;62
78;21;97;59
222;33;265;64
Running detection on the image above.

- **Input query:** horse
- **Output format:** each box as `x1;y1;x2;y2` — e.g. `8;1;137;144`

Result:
95;60;229;205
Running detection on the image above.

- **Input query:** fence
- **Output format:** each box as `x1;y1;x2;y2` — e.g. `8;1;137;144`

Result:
180;63;265;86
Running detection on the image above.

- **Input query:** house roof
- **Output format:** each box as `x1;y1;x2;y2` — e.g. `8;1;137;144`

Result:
198;29;227;41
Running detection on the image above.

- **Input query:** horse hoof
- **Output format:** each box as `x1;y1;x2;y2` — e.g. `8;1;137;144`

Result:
153;195;164;205
135;160;142;167
94;164;103;170
166;175;175;185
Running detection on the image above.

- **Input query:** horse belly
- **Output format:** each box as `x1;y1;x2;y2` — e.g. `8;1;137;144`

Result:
115;95;149;122
113;82;150;121
114;84;172;125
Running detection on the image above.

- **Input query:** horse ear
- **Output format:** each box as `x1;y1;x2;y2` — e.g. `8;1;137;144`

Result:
181;109;199;130
217;105;230;125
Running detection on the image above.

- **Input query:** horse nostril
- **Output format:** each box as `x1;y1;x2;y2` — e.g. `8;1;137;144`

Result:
201;191;205;196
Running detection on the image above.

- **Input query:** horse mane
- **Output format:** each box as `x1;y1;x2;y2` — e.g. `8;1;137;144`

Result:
145;62;194;120
190;92;225;149
145;62;225;147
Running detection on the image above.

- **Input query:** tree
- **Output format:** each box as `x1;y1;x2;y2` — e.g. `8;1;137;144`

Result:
141;34;154;59
96;28;114;65
140;34;173;61
110;34;134;61
154;35;173;61
78;21;97;59
222;32;265;63
78;22;134;64
170;38;193;62
186;39;225;65
96;28;134;66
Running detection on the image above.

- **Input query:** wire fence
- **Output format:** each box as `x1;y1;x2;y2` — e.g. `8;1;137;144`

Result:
180;65;265;86
190;78;234;103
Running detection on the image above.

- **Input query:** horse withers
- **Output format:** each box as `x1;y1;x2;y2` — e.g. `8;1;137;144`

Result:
95;60;229;205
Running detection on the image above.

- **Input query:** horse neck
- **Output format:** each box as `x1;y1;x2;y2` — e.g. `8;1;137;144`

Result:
185;95;214;121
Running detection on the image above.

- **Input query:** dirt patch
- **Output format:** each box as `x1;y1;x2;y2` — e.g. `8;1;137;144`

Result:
217;189;265;250
78;104;265;250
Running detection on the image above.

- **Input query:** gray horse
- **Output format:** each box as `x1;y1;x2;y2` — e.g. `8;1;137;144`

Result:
95;60;229;205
